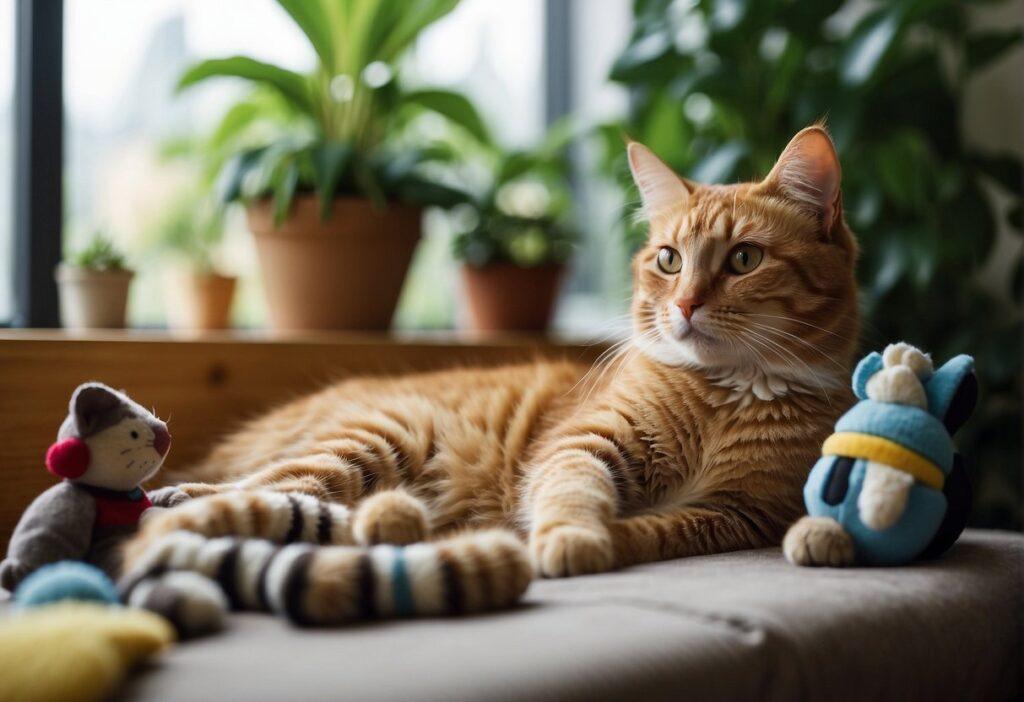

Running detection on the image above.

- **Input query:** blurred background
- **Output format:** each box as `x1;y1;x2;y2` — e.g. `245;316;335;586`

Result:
0;0;1020;528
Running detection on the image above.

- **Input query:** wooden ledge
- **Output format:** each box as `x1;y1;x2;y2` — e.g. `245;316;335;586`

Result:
0;330;608;551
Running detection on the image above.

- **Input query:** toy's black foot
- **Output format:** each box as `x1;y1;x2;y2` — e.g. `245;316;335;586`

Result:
783;516;855;567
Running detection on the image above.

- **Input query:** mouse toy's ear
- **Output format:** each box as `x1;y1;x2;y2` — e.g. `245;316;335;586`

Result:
46;438;90;479
925;355;978;435
70;383;122;437
851;352;883;401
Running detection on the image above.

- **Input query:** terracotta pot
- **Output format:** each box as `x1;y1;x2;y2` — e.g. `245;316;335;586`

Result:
247;196;422;331
462;263;564;332
166;270;237;331
55;264;134;330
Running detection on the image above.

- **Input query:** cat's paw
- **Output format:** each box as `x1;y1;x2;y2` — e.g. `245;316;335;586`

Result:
783;516;855;567
530;524;614;577
147;486;191;508
353;490;430;545
175;482;226;498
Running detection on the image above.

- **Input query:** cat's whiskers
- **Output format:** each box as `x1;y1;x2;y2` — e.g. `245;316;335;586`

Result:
743;313;850;341
744;320;847;373
740;327;833;407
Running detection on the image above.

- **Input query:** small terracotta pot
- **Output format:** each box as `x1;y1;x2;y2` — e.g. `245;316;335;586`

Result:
462;263;564;332
55;264;134;330
247;196;422;331
166;270;237;331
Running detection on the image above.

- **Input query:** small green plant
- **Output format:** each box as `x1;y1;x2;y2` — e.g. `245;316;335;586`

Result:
67;234;129;272
177;0;488;222
149;190;226;273
450;119;578;268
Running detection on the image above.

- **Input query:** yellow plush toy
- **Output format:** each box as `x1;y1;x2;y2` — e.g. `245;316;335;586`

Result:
0;601;174;702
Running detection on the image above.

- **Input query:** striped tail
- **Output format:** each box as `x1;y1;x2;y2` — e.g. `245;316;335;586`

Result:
123;490;355;572
121;530;531;626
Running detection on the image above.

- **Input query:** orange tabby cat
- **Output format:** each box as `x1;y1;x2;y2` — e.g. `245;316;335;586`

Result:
127;126;859;583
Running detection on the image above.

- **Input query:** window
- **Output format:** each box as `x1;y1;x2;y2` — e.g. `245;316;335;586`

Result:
64;0;310;327
60;0;632;332
0;0;14;323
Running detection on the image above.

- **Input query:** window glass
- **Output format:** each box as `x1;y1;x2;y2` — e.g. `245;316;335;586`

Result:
63;0;621;332
64;0;310;327
0;0;14;322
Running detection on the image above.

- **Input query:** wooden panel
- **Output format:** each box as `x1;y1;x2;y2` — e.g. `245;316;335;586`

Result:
0;331;606;552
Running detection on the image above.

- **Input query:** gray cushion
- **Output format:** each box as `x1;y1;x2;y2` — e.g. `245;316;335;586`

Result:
108;530;1022;702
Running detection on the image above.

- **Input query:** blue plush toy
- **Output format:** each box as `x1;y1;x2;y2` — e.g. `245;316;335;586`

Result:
784;343;977;567
14;561;120;608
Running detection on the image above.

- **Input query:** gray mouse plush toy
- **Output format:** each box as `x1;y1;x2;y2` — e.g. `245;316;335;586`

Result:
0;382;188;591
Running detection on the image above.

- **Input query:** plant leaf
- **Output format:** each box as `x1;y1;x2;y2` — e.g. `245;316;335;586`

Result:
178;56;314;116
376;0;460;63
402;89;493;146
215;147;268;203
966;30;1023;72
276;0;336;70
273;160;300;225
840;7;902;86
310;142;354;219
971;151;1023;194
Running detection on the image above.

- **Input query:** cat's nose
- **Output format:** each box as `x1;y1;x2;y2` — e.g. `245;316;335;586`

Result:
677;297;704;320
153;425;171;456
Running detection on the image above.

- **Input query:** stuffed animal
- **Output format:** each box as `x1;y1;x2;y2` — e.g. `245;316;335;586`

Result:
0;382;188;592
0;601;174;702
784;343;977;567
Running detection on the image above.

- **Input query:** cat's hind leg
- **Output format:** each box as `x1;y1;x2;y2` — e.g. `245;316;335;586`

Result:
783;516;855;566
352;489;431;546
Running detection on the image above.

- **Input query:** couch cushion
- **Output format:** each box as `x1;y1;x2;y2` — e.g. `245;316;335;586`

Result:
5;530;1020;701
105;530;1022;702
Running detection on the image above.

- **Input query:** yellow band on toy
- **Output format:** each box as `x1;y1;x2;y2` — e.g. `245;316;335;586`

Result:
822;432;945;490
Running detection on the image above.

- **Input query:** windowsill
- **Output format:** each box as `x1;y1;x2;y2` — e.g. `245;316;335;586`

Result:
0;327;615;348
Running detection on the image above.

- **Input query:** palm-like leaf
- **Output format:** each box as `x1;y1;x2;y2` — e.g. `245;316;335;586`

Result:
178;56;314;116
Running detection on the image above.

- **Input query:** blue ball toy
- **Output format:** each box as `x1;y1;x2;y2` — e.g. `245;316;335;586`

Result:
14;561;120;608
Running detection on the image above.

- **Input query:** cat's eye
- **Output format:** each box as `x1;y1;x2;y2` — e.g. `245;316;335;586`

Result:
130;430;139;439
657;247;682;274
727;244;763;275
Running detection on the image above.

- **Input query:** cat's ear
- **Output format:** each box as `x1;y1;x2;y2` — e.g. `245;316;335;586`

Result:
628;142;691;222
762;126;842;235
70;382;122;436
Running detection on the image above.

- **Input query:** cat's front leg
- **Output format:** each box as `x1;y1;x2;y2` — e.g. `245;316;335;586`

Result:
525;434;639;577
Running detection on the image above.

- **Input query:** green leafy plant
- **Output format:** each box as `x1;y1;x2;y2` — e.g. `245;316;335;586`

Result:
148;192;226;273
450;119;578;268
600;0;1023;528
178;0;487;222
67;234;129;272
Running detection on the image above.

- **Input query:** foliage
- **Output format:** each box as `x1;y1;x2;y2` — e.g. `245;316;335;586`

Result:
147;191;226;272
450;119;579;268
178;0;486;222
600;0;1023;528
66;234;129;272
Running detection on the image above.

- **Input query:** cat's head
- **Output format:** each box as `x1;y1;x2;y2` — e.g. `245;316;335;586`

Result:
628;126;859;386
46;382;171;491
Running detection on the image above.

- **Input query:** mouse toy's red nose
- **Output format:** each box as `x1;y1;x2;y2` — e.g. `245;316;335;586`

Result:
153;425;171;457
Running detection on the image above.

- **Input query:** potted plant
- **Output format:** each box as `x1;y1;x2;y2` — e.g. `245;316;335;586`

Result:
450;121;578;332
55;234;134;330
151;192;237;331
176;0;485;331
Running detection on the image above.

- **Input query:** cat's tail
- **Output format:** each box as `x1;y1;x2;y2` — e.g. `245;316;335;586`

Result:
122;490;356;571
120;529;531;626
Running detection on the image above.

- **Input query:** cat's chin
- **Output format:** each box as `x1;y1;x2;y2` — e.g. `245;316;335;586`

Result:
635;331;737;370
